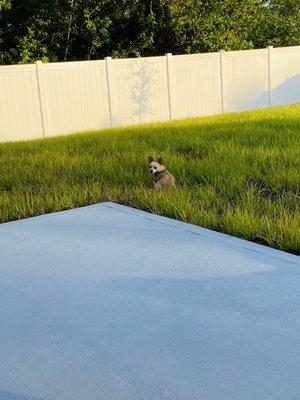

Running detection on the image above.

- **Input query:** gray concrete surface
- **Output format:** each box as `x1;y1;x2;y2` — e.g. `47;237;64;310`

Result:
0;202;299;400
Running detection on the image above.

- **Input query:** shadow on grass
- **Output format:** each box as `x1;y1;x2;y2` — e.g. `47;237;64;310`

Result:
1;104;300;150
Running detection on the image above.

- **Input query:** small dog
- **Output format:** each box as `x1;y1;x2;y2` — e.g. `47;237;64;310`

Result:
148;156;175;189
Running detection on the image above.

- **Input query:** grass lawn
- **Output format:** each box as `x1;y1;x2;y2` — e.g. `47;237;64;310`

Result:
0;104;299;254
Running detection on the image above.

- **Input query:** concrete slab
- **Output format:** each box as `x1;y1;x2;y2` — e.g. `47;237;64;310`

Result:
0;202;299;400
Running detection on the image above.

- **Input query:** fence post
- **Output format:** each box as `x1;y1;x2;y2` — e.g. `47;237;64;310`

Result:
219;49;225;113
105;56;113;127
166;53;174;120
267;46;273;107
35;60;46;138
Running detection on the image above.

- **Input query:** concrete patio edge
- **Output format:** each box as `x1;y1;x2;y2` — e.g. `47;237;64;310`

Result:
103;202;300;266
1;201;299;266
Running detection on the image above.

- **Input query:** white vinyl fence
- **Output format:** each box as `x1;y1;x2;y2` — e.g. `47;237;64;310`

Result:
1;45;300;142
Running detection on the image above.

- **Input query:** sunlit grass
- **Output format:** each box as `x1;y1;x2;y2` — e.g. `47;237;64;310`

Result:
0;104;299;254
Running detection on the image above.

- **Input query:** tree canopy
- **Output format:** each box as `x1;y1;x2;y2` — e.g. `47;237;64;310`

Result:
0;0;299;64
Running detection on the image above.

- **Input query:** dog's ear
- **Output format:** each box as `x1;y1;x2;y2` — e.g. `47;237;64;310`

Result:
157;157;163;164
148;156;153;163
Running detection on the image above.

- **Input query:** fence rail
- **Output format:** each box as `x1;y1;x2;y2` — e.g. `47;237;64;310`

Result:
1;45;300;142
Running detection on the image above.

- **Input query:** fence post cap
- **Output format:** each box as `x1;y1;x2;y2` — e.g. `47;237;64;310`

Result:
105;56;112;60
35;60;43;65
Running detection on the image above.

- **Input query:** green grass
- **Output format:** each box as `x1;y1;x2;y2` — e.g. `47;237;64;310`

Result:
1;104;300;254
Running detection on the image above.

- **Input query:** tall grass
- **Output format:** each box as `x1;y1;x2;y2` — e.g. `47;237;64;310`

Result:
0;104;299;254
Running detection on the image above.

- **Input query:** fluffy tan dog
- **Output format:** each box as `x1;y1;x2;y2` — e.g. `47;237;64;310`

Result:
148;156;175;189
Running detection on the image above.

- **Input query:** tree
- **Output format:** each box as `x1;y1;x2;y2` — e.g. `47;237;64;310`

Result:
267;0;300;46
0;0;299;64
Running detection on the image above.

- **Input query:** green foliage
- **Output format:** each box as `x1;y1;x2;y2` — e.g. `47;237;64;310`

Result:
0;0;299;64
267;0;300;46
0;0;10;10
0;104;300;254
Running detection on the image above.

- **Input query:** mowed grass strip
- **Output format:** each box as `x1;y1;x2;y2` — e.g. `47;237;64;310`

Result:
0;104;299;254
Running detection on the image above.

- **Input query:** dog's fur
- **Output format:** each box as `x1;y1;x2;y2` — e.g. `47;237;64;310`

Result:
148;156;175;189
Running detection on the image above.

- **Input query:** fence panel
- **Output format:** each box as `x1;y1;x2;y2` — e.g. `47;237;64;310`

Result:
222;48;269;112
0;64;43;142
171;53;222;119
271;46;300;106
38;60;109;137
107;56;170;127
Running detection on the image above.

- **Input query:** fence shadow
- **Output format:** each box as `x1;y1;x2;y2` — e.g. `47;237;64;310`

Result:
125;60;159;124
241;74;300;110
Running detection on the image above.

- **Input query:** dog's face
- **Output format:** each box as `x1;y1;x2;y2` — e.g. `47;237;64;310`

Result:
148;156;165;175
